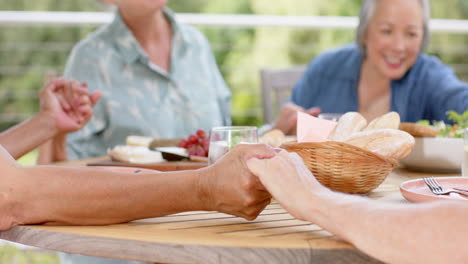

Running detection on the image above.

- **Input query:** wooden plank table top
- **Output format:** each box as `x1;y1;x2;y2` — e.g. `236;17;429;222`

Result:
0;161;460;263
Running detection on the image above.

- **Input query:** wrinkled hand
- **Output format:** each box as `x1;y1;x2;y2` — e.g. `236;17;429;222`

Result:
247;150;329;221
198;144;276;220
272;102;321;135
39;78;101;135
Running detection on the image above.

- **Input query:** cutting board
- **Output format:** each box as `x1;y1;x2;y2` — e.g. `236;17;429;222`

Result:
87;159;207;171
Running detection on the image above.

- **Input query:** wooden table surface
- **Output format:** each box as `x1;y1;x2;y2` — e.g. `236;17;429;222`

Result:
0;160;460;263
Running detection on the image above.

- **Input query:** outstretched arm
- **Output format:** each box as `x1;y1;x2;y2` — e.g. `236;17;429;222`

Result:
0;144;274;230
0;78;100;160
0;107;58;159
247;151;468;264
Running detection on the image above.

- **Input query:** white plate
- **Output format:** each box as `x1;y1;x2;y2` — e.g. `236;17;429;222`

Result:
400;137;463;173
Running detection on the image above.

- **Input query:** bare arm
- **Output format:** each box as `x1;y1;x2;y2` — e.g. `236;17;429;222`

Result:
0;113;58;159
247;151;468;264
0;144;274;230
0;78;100;161
37;134;68;164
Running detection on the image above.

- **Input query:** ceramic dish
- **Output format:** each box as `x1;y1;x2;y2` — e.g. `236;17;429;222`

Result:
400;137;463;173
400;177;468;202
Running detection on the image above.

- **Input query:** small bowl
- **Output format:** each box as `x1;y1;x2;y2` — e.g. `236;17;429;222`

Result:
400;137;463;173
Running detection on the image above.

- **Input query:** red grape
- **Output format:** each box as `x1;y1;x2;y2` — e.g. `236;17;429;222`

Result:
196;129;206;138
202;137;210;151
195;147;206;157
178;139;188;148
177;129;210;157
188;134;198;144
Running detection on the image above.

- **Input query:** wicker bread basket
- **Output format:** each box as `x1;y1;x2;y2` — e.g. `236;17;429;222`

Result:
281;141;399;194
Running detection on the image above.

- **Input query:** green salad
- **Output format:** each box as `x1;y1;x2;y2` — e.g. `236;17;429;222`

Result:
416;110;468;138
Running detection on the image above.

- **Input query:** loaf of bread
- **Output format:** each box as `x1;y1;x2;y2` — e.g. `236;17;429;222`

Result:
345;129;415;159
328;112;367;141
126;135;153;147
399;122;439;137
108;145;164;163
363;112;400;131
259;129;286;148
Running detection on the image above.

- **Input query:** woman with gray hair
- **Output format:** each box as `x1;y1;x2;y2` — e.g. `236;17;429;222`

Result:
274;0;467;133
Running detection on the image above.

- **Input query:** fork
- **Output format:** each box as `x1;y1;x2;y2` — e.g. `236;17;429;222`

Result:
423;177;468;198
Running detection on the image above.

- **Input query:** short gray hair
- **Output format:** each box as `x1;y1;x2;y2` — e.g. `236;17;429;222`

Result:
356;0;431;54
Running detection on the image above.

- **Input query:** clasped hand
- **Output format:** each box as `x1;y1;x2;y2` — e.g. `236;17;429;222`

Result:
38;78;101;135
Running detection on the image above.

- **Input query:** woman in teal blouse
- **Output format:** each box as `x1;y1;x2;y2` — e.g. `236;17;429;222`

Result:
65;1;231;159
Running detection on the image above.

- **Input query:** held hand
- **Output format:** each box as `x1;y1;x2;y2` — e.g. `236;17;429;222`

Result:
198;144;276;220
272;103;321;135
61;81;101;127
39;78;101;135
247;150;329;221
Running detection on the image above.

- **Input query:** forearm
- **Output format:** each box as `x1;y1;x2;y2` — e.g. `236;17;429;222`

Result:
304;191;468;263
0;114;57;159
37;134;68;164
9;166;207;227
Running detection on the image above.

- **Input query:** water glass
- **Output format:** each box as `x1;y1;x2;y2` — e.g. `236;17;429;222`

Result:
208;126;258;165
318;113;342;122
463;128;468;177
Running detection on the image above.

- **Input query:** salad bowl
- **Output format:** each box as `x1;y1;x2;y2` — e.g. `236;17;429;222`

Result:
400;137;463;173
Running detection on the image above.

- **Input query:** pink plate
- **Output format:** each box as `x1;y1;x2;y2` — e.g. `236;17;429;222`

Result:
91;166;157;174
400;177;468;203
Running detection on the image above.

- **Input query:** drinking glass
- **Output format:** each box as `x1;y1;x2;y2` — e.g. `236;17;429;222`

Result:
208;126;258;165
318;113;342;122
463;128;468;177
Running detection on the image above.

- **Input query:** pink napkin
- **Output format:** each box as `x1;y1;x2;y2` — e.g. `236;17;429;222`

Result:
297;112;337;142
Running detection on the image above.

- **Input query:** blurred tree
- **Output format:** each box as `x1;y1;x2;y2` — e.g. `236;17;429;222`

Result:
0;1;102;130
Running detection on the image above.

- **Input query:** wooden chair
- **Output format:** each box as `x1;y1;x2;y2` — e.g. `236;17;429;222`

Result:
259;65;306;124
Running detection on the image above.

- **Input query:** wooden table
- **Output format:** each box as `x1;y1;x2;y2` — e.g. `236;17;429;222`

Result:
0;161;460;263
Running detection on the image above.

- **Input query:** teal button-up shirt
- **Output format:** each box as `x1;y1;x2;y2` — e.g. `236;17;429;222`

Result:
65;8;231;159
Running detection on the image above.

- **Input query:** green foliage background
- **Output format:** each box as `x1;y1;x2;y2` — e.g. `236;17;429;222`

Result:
0;0;467;130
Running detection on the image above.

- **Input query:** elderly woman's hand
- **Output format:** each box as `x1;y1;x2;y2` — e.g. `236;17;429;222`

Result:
197;144;276;220
272;102;321;135
247;150;330;221
38;78;101;135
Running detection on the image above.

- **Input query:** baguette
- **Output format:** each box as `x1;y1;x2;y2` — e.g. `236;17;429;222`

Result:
328;112;367;141
345;129;415;159
399;122;439;137
363;112;400;131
